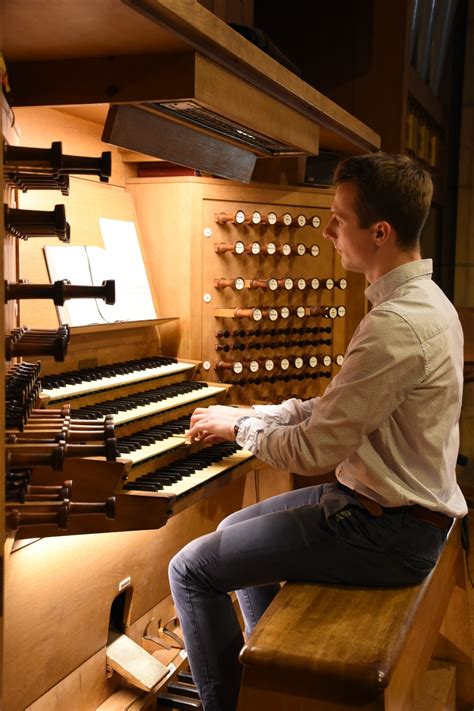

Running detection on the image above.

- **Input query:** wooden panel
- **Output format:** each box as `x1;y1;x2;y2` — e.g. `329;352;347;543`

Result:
5;1;379;155
3;0;187;61
10;53;320;157
192;53;319;153
128;176;365;406
103;103;257;181
3;472;249;710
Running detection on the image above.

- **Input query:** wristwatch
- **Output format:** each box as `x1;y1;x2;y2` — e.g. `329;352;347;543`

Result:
234;415;251;437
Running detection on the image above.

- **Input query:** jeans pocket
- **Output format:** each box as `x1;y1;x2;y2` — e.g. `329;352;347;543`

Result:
394;550;438;577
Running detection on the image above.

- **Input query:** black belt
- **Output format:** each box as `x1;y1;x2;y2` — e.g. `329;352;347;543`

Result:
354;492;453;530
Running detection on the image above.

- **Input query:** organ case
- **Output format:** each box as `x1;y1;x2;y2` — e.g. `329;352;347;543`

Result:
1;1;379;706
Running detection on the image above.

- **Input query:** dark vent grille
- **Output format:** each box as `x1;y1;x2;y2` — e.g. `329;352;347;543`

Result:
142;101;300;156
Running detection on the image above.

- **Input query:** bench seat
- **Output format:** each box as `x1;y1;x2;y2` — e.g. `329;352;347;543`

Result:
237;520;473;710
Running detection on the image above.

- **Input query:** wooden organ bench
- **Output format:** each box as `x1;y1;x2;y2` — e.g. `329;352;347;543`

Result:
237;519;473;711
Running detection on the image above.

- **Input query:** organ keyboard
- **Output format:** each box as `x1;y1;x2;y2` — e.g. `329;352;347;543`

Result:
69;380;226;427
116;415;191;464
122;442;254;506
24;353;258;536
39;355;197;403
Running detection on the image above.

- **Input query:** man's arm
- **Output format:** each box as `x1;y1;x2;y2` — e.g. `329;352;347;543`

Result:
187;398;318;443
237;309;425;475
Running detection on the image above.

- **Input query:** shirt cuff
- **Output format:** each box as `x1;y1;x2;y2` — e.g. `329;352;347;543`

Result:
236;416;266;453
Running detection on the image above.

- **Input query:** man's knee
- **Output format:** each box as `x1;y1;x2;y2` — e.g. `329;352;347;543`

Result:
169;539;198;587
217;508;247;531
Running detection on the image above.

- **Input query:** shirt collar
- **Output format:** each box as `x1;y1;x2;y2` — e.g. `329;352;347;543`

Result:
365;259;433;307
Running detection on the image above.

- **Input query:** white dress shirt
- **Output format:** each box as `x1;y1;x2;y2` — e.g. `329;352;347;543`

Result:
236;259;467;517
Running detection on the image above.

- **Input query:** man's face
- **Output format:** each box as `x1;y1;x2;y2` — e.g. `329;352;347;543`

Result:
323;181;377;275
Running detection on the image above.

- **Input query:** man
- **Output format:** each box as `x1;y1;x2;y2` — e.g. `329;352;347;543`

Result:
169;153;467;711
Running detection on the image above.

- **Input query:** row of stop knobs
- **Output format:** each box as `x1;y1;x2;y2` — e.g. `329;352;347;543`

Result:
216;354;344;374
215;241;320;256
215;211;321;228
214;276;347;291
215;305;346;321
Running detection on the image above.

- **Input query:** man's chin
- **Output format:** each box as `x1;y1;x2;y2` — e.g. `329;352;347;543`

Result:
340;257;363;274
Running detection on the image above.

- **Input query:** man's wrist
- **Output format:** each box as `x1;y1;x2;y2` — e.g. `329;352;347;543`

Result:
234;415;251;438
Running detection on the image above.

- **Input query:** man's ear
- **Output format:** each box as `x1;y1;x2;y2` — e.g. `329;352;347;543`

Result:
373;221;391;244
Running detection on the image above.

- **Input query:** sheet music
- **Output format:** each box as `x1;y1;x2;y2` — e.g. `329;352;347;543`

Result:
99;218;157;322
43;219;157;326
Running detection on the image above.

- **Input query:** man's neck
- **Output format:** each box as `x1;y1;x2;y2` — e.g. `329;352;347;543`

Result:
365;250;422;284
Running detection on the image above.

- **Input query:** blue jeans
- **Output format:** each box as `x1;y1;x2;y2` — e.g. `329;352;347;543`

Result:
168;483;448;711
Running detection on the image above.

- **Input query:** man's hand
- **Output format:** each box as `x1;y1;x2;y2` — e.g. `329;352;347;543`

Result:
186;405;254;444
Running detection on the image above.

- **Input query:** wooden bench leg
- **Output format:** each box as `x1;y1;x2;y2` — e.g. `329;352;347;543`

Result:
432;548;474;710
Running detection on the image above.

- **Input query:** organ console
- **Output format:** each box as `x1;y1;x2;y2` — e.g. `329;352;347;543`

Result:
1;5;376;706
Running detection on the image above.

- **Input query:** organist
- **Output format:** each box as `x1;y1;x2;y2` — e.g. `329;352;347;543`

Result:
169;153;468;711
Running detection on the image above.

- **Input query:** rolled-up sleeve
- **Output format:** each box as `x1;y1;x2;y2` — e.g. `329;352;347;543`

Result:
252;397;318;425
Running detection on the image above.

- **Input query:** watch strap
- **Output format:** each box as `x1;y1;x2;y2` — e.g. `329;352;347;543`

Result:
234;415;251;437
